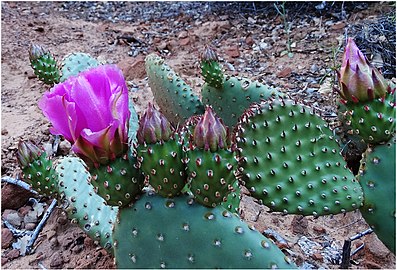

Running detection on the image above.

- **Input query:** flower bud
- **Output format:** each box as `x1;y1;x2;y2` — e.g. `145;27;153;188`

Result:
137;103;173;144
338;38;388;102
193;106;229;152
17;141;42;168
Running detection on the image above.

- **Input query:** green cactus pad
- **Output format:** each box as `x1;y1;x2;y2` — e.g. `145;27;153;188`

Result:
235;98;364;216
145;54;205;125
113;192;295;269
343;88;396;144
135;136;187;198
128;101;139;143
29;47;60;85
358;137;396;253
186;148;237;208
60;52;99;82
202;76;281;127
56;157;118;253
21;152;59;197
89;152;144;207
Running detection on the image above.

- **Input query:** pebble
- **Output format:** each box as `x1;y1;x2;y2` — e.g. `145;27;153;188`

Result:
291;215;308;234
1;228;14;249
50;237;59;248
313;225;326;234
277;67;292;78
6;249;20;260
58;140;72;156
1;257;8;266
24;222;36;231
49;252;64;268
311;252;323;261
225;45;240;58
1;184;32;210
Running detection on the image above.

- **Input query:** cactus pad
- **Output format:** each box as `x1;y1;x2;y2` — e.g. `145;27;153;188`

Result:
135;136;187;198
89;152;144;207
235;98;364;216
56;157;118;253
358;137;396;253
202;76;281;127
145;54;204;125
60;52;99;82
113;191;295;268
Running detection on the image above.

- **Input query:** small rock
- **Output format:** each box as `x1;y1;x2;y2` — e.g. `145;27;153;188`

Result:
363;260;382;269
1;128;8;135
313;225;326;234
118;55;146;81
1;228;14;249
245;36;254;46
330;22;346;30
291;215;308;234
225;46;240;58
24;222;36;231
61;237;74;249
47;229;57;240
58;140;71;156
179;37;190;46
56;216;68;225
49;252;64;268
6;249;20;260
310;64;319;73
2;257;8;266
50;237;59;248
24;211;38;224
277;67;292;78
1;183;32;210
72;244;83;254
177;30;188;39
311;252;323;261
18;205;32;216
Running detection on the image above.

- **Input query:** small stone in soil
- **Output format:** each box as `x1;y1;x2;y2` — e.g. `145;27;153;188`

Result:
49;252;64;268
1;228;14;249
6;249;20;260
24;222;36;231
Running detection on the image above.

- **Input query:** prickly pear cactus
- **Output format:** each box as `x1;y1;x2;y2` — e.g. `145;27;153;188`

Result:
200;45;224;89
56;157;118;253
358;137;396;253
60;52;99;82
235;98;364;216
220;179;241;215
112;191;295;269
29;44;61;85
145;54;204;125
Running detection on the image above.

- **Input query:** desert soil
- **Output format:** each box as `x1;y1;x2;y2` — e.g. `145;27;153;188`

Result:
1;2;395;269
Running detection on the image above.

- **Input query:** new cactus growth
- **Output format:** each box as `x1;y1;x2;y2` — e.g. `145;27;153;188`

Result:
145;53;205;125
134;103;187;197
17;141;58;197
29;43;61;85
186;106;237;208
201;45;224;89
337;38;396;144
200;46;282;127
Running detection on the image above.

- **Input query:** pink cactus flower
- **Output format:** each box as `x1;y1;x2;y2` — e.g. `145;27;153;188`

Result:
39;65;130;167
338;38;388;102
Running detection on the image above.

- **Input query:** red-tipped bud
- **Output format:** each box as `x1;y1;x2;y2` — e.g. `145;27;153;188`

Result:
137;103;173;144
17;141;42;168
338;38;388;102
193;106;229;152
29;43;49;62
